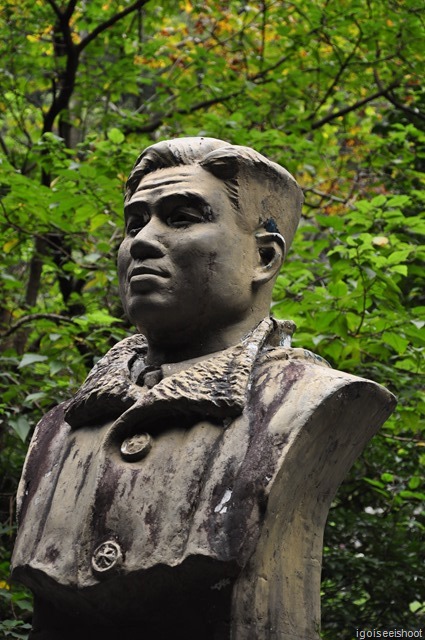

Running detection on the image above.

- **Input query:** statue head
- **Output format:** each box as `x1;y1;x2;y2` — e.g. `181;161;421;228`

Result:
118;137;303;362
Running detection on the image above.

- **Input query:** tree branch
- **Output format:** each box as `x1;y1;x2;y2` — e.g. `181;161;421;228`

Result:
124;89;241;134
1;313;78;338
64;0;79;20
124;54;289;135
310;33;363;120
0;132;11;160
251;54;289;82
374;68;425;124
43;4;79;138
77;0;152;52
45;0;63;20
303;188;348;204
44;0;152;138
25;237;46;307
385;89;425;123
379;432;425;444
310;79;401;130
259;1;267;69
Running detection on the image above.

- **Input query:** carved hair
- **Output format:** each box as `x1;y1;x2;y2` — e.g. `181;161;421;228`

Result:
125;137;303;250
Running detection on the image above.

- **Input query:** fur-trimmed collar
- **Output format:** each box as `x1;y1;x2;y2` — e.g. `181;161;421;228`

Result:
65;318;330;432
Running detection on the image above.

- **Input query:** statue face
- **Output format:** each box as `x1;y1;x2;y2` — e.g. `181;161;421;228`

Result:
118;164;259;339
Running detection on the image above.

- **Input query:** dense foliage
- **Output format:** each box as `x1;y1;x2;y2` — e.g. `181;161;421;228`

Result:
0;1;423;638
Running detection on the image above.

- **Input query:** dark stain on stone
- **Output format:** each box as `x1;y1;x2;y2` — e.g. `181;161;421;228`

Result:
257;485;269;516
129;468;139;492
144;503;161;547
45;545;59;563
221;360;306;562
206;455;241;560
75;452;93;502
32;433;77;552
17;402;69;524
184;428;222;527
250;358;305;430
91;458;124;541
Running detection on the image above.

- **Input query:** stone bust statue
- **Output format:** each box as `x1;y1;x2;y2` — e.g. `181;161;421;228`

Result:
11;137;396;640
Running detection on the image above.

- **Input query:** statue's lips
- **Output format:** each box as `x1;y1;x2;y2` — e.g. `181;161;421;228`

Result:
128;265;170;289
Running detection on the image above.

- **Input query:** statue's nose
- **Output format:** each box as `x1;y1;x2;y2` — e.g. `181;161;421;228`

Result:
129;219;166;260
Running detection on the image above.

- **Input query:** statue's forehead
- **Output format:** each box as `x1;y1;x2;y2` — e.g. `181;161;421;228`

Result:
134;164;212;194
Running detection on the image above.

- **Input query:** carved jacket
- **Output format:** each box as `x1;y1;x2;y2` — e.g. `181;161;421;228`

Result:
11;317;395;639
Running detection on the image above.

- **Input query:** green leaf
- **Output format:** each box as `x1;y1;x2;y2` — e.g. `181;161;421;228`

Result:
390;265;408;276
363;478;385;489
371;195;387;207
409;601;425;614
408;476;422;490
386;195;411;207
382;332;409;354
328;281;348;297
399;490;425;500
386;249;411;266
107;128;125;144
49;360;64;375
24;392;46;403
9;416;31;442
18;354;48;368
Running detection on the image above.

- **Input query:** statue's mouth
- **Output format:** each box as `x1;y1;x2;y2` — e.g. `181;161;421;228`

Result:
129;264;170;279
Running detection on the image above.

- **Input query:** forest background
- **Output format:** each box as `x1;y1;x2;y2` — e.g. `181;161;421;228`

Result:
0;1;423;638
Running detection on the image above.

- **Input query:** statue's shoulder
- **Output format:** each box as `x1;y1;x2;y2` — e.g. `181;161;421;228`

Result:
65;333;147;427
16;334;147;520
23;332;147;449
73;332;147;393
256;343;389;388
252;344;396;427
258;344;332;370
254;344;334;388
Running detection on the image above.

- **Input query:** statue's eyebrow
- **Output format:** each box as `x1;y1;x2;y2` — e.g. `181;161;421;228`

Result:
124;200;149;220
124;191;215;219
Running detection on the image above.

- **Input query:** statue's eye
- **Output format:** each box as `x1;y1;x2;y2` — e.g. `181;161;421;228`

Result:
128;226;141;237
127;214;149;236
167;207;204;228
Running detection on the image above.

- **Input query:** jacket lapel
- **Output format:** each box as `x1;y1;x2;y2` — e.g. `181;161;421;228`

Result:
66;318;277;430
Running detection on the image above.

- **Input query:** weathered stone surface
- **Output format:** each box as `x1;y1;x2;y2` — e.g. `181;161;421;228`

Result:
12;320;395;638
11;138;396;639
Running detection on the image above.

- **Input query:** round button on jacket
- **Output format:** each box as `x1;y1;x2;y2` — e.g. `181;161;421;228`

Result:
121;433;153;462
91;540;123;575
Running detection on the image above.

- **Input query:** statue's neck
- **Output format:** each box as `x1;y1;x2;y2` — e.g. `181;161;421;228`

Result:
143;313;268;366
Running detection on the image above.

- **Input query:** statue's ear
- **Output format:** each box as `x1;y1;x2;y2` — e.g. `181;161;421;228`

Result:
253;230;286;287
